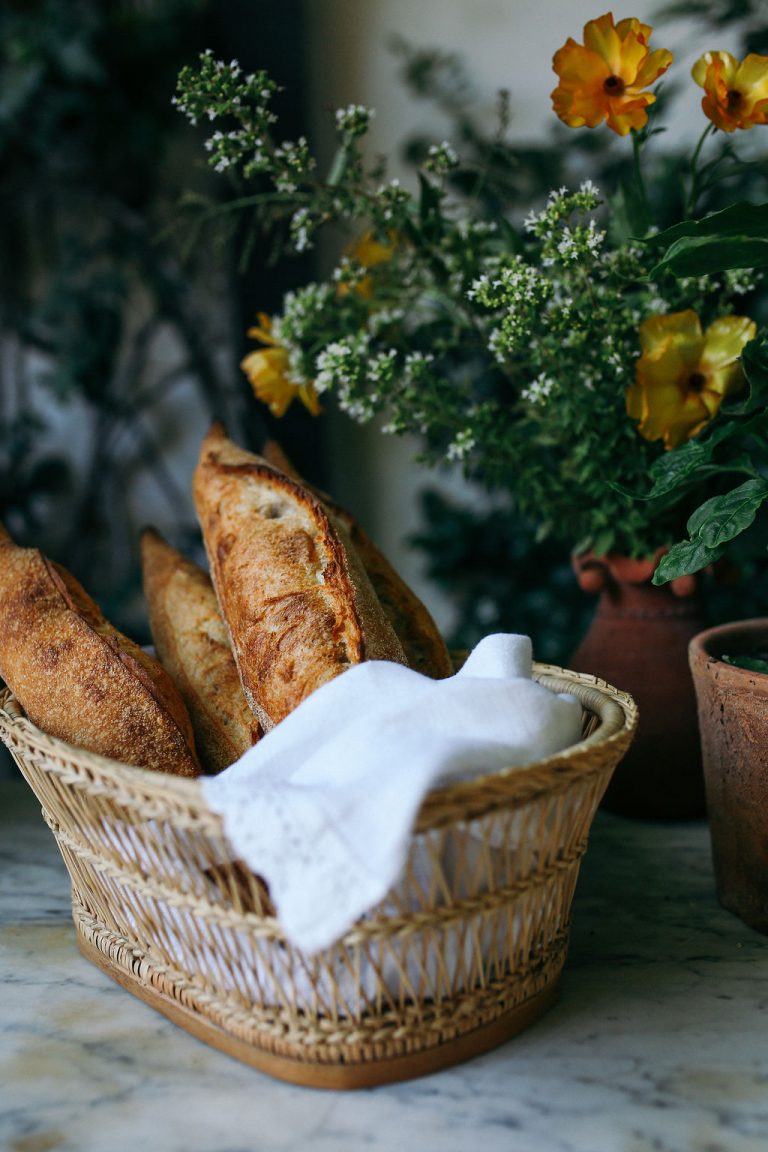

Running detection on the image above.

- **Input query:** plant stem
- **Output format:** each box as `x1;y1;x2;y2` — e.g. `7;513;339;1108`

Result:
684;123;716;217
632;130;650;231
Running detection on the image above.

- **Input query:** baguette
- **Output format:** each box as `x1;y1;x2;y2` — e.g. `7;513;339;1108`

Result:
193;423;407;729
261;438;453;679
0;523;200;776
141;528;262;774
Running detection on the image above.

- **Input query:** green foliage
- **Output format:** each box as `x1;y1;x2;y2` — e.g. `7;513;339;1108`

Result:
648;203;768;277
411;491;595;663
722;653;768;673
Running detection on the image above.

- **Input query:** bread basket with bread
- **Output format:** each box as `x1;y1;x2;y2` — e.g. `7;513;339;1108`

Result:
0;425;637;1088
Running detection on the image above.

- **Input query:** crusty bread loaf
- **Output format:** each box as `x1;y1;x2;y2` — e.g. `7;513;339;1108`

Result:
261;438;453;679
141;528;261;774
0;522;200;775
193;423;407;729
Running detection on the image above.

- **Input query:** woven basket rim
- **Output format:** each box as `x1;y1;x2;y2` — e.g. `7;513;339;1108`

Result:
0;664;637;825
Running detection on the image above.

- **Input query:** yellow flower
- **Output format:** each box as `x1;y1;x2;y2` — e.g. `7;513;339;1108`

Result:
340;230;398;299
692;51;768;132
240;313;320;418
626;310;756;450
551;13;673;137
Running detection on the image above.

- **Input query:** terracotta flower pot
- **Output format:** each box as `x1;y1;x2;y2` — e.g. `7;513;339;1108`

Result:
689;618;768;934
570;550;707;820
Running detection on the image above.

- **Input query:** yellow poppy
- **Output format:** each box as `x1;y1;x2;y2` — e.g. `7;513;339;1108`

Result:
692;51;768;132
625;310;756;450
340;230;398;298
240;313;320;418
551;13;673;137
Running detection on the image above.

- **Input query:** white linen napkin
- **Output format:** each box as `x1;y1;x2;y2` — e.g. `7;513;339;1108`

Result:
201;633;582;955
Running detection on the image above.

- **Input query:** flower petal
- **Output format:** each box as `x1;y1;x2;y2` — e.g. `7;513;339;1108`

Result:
552;40;609;85
583;14;624;73
606;94;654;135
552;79;610;128
636;382;709;448
700;315;756;372
633;46;674;89
639;310;703;360
298;383;322;416
692;50;737;89
735;53;768;108
615;17;652;43
241;348;297;416
246;312;280;346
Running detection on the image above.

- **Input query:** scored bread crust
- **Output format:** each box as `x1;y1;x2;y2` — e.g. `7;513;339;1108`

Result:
0;524;200;776
261;438;453;679
193;423;407;729
141;528;262;774
320;501;453;679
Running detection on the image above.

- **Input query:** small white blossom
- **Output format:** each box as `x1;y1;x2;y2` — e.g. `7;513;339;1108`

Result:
446;429;476;461
521;373;555;405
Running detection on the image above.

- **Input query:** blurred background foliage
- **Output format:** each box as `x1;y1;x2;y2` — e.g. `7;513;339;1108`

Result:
0;0;313;637
1;0;767;675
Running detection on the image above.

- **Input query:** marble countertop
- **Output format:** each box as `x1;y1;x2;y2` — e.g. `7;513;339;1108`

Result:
2;779;768;1152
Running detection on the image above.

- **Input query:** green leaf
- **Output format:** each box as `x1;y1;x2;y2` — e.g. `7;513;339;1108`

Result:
652;538;725;584
722;655;768;675
687;478;768;548
648;201;768;246
729;337;768;416
645;201;768;278
645;440;714;497
649;235;768;278
590;528;615;557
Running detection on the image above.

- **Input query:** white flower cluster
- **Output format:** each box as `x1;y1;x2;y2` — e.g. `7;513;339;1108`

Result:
524;181;602;234
315;340;355;395
314;332;388;421
521;373;555;405
424;141;460;176
289;208;314;253
555;218;606;263
375;179;411;222
469;259;553;358
446;428;476;461
335;104;375;138
273;137;314;193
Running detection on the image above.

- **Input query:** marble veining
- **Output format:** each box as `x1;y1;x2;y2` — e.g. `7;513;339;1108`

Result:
2;780;768;1152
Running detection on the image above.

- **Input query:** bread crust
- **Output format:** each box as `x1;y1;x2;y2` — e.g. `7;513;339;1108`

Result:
193;424;406;728
261;439;453;679
141;528;261;773
0;525;200;775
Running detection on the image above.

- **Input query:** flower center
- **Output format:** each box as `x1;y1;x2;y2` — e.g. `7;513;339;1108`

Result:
603;74;626;96
687;371;707;394
727;89;742;109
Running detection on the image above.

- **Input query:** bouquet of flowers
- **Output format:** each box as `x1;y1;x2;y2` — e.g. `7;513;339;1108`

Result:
173;12;768;582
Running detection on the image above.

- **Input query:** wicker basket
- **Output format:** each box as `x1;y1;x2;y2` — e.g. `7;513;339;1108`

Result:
0;664;636;1089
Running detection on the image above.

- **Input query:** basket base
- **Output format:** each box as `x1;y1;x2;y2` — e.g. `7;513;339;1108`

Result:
76;922;561;1090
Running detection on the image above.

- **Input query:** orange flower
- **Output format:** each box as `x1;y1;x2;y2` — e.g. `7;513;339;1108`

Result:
692;51;768;132
551;13;673;137
240;313;320;418
339;230;398;299
625;310;756;450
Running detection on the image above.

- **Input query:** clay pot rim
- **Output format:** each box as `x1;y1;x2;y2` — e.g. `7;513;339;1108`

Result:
689;617;768;681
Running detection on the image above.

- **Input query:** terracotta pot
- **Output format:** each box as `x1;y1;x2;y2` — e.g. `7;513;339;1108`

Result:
570;550;706;820
689;618;768;934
